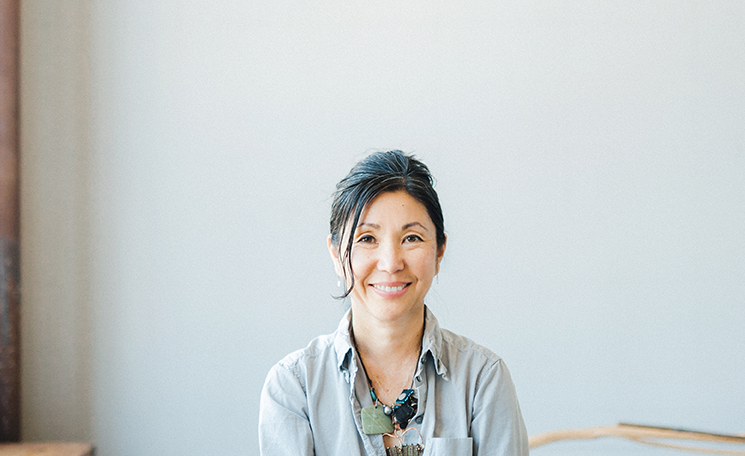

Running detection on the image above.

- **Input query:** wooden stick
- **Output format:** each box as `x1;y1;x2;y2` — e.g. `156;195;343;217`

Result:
530;423;745;455
618;423;745;444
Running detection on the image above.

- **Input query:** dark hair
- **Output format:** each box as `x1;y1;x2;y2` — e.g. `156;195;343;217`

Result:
330;150;445;298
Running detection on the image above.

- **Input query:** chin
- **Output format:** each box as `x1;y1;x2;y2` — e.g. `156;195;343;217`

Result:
370;301;424;322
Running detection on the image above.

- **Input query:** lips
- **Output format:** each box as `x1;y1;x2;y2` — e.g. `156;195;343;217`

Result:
371;283;408;292
368;282;412;298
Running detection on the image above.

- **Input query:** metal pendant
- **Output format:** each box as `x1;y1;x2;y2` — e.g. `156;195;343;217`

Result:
385;444;425;456
384;422;425;456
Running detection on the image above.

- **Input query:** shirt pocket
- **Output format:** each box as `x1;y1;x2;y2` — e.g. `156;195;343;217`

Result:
423;437;473;456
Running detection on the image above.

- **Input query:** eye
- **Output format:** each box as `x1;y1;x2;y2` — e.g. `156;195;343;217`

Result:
357;234;376;244
404;234;423;243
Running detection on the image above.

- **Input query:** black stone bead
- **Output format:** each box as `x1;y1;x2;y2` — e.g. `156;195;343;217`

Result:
393;402;416;429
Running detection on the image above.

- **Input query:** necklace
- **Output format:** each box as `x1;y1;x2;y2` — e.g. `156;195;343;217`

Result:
350;326;422;435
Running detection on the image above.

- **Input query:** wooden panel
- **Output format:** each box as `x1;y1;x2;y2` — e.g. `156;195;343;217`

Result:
0;0;21;443
0;443;93;456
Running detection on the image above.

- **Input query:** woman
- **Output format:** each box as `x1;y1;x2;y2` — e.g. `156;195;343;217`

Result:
259;151;528;456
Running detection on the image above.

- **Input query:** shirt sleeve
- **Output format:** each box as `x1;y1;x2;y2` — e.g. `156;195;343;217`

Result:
259;363;315;456
470;360;529;456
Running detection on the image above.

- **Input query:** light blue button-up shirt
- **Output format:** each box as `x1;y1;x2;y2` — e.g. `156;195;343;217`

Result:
259;308;529;456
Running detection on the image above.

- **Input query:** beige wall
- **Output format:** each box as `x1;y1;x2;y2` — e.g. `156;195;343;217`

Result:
20;0;91;442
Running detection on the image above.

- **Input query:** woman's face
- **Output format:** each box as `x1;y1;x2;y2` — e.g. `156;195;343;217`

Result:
329;190;446;326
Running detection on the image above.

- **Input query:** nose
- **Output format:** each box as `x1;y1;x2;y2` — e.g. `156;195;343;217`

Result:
377;241;404;273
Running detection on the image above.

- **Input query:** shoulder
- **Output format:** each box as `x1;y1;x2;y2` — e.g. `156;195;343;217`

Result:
265;311;353;392
424;308;504;378
260;334;343;432
438;327;504;370
265;327;352;396
436;328;522;418
271;332;338;378
435;326;514;394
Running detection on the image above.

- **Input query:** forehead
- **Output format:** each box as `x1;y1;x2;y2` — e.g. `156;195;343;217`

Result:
357;191;433;227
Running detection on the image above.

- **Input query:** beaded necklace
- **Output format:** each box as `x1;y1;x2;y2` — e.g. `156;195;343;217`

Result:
350;321;425;456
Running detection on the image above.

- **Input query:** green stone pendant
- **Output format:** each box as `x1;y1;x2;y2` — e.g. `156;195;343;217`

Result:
361;405;394;434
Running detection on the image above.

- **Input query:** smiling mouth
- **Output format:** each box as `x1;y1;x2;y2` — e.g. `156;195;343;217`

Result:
371;283;409;292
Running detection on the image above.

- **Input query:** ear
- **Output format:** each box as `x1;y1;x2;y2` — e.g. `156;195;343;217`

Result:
327;235;344;279
434;233;447;275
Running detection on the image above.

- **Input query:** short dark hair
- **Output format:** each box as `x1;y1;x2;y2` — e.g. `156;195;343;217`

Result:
330;150;445;298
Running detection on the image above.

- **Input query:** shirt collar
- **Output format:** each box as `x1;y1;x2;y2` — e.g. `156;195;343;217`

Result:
334;309;354;372
334;306;448;380
421;306;448;379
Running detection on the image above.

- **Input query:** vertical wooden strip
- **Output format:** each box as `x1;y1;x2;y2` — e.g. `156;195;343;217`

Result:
0;0;21;442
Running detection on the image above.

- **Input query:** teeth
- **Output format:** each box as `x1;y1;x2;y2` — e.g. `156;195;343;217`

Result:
373;284;406;292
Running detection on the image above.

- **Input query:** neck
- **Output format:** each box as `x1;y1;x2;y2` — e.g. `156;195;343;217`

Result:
350;304;425;407
351;305;425;361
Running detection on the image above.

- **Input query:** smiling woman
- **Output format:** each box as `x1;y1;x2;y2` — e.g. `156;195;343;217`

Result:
259;151;528;456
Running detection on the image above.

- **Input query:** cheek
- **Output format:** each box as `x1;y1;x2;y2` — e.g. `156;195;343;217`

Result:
350;249;374;278
412;251;439;277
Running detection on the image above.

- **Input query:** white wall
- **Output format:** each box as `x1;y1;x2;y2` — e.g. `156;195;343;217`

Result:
20;1;744;455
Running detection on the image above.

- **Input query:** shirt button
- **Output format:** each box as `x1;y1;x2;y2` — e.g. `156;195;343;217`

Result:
415;416;423;424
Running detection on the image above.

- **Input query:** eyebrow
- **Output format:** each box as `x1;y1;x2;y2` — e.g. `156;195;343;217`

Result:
403;222;428;231
357;222;429;231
